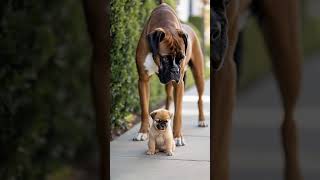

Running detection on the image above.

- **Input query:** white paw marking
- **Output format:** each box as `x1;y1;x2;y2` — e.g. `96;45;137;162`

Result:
175;137;186;146
133;132;148;141
166;151;174;156
143;53;158;76
146;150;155;155
198;121;208;127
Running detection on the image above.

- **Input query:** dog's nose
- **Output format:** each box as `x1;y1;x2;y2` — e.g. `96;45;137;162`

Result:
171;69;179;74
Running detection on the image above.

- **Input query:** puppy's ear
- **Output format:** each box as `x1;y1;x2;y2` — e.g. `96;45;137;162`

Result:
147;28;165;58
177;30;188;54
150;110;158;120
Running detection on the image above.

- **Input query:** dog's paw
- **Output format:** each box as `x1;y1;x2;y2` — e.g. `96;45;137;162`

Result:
174;137;186;146
198;121;208;127
166;151;174;156
146;150;155;155
133;132;148;141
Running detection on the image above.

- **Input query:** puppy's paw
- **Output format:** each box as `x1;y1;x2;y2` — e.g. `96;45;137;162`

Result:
174;137;186;146
133;132;148;141
166;151;174;156
198;121;208;127
146;150;155;155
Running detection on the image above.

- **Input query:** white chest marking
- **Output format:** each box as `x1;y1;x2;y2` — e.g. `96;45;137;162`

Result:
143;53;158;76
156;134;165;146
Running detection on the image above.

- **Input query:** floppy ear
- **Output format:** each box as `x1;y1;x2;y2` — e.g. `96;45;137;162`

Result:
147;28;165;58
178;30;188;54
150;110;158;120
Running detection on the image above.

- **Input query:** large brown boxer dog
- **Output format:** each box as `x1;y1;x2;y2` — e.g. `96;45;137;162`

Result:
133;1;206;146
212;0;303;180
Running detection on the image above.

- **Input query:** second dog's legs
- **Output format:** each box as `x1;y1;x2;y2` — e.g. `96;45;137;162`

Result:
213;2;239;179
258;0;303;179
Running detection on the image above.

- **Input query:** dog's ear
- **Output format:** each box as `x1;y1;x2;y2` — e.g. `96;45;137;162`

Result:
147;28;165;58
177;30;188;54
150;110;158;120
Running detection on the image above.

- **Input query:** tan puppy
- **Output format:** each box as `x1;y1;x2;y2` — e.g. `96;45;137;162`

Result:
146;109;175;156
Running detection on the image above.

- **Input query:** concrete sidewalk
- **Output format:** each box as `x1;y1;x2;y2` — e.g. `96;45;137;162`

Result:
110;80;210;180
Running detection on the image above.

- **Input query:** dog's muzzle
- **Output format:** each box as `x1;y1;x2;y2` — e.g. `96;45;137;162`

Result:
156;121;168;130
157;57;181;84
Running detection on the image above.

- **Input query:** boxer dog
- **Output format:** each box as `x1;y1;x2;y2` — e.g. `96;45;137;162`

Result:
212;0;303;180
133;1;206;146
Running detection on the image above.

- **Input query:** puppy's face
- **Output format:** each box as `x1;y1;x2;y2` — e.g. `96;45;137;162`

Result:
147;28;188;84
150;109;173;131
211;0;229;71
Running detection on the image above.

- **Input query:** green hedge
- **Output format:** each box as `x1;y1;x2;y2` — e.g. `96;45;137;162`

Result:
0;0;94;179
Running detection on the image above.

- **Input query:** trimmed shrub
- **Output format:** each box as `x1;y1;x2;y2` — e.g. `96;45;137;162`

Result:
0;0;94;179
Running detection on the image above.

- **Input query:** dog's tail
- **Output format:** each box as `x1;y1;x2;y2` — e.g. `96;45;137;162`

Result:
159;0;164;4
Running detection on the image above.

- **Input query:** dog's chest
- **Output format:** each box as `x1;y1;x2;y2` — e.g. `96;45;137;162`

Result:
143;53;158;76
156;134;165;146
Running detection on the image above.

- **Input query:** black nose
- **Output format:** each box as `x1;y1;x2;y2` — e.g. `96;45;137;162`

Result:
212;22;221;40
170;68;179;73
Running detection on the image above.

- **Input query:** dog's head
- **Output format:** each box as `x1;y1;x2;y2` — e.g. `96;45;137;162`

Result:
147;28;188;84
150;109;173;131
211;0;229;71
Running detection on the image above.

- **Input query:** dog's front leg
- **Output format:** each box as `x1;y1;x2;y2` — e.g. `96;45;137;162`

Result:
146;138;156;155
173;80;185;146
164;136;175;156
213;1;239;179
133;75;150;141
213;57;236;180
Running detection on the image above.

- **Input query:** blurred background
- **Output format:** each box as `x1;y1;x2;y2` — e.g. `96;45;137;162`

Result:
0;0;319;179
230;0;320;180
0;0;210;179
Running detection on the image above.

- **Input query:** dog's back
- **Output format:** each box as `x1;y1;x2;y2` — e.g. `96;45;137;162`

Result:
146;3;181;32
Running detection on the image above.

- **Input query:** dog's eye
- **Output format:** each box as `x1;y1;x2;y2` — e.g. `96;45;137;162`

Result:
175;57;183;65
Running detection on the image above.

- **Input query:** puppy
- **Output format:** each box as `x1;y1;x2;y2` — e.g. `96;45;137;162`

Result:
146;109;175;156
